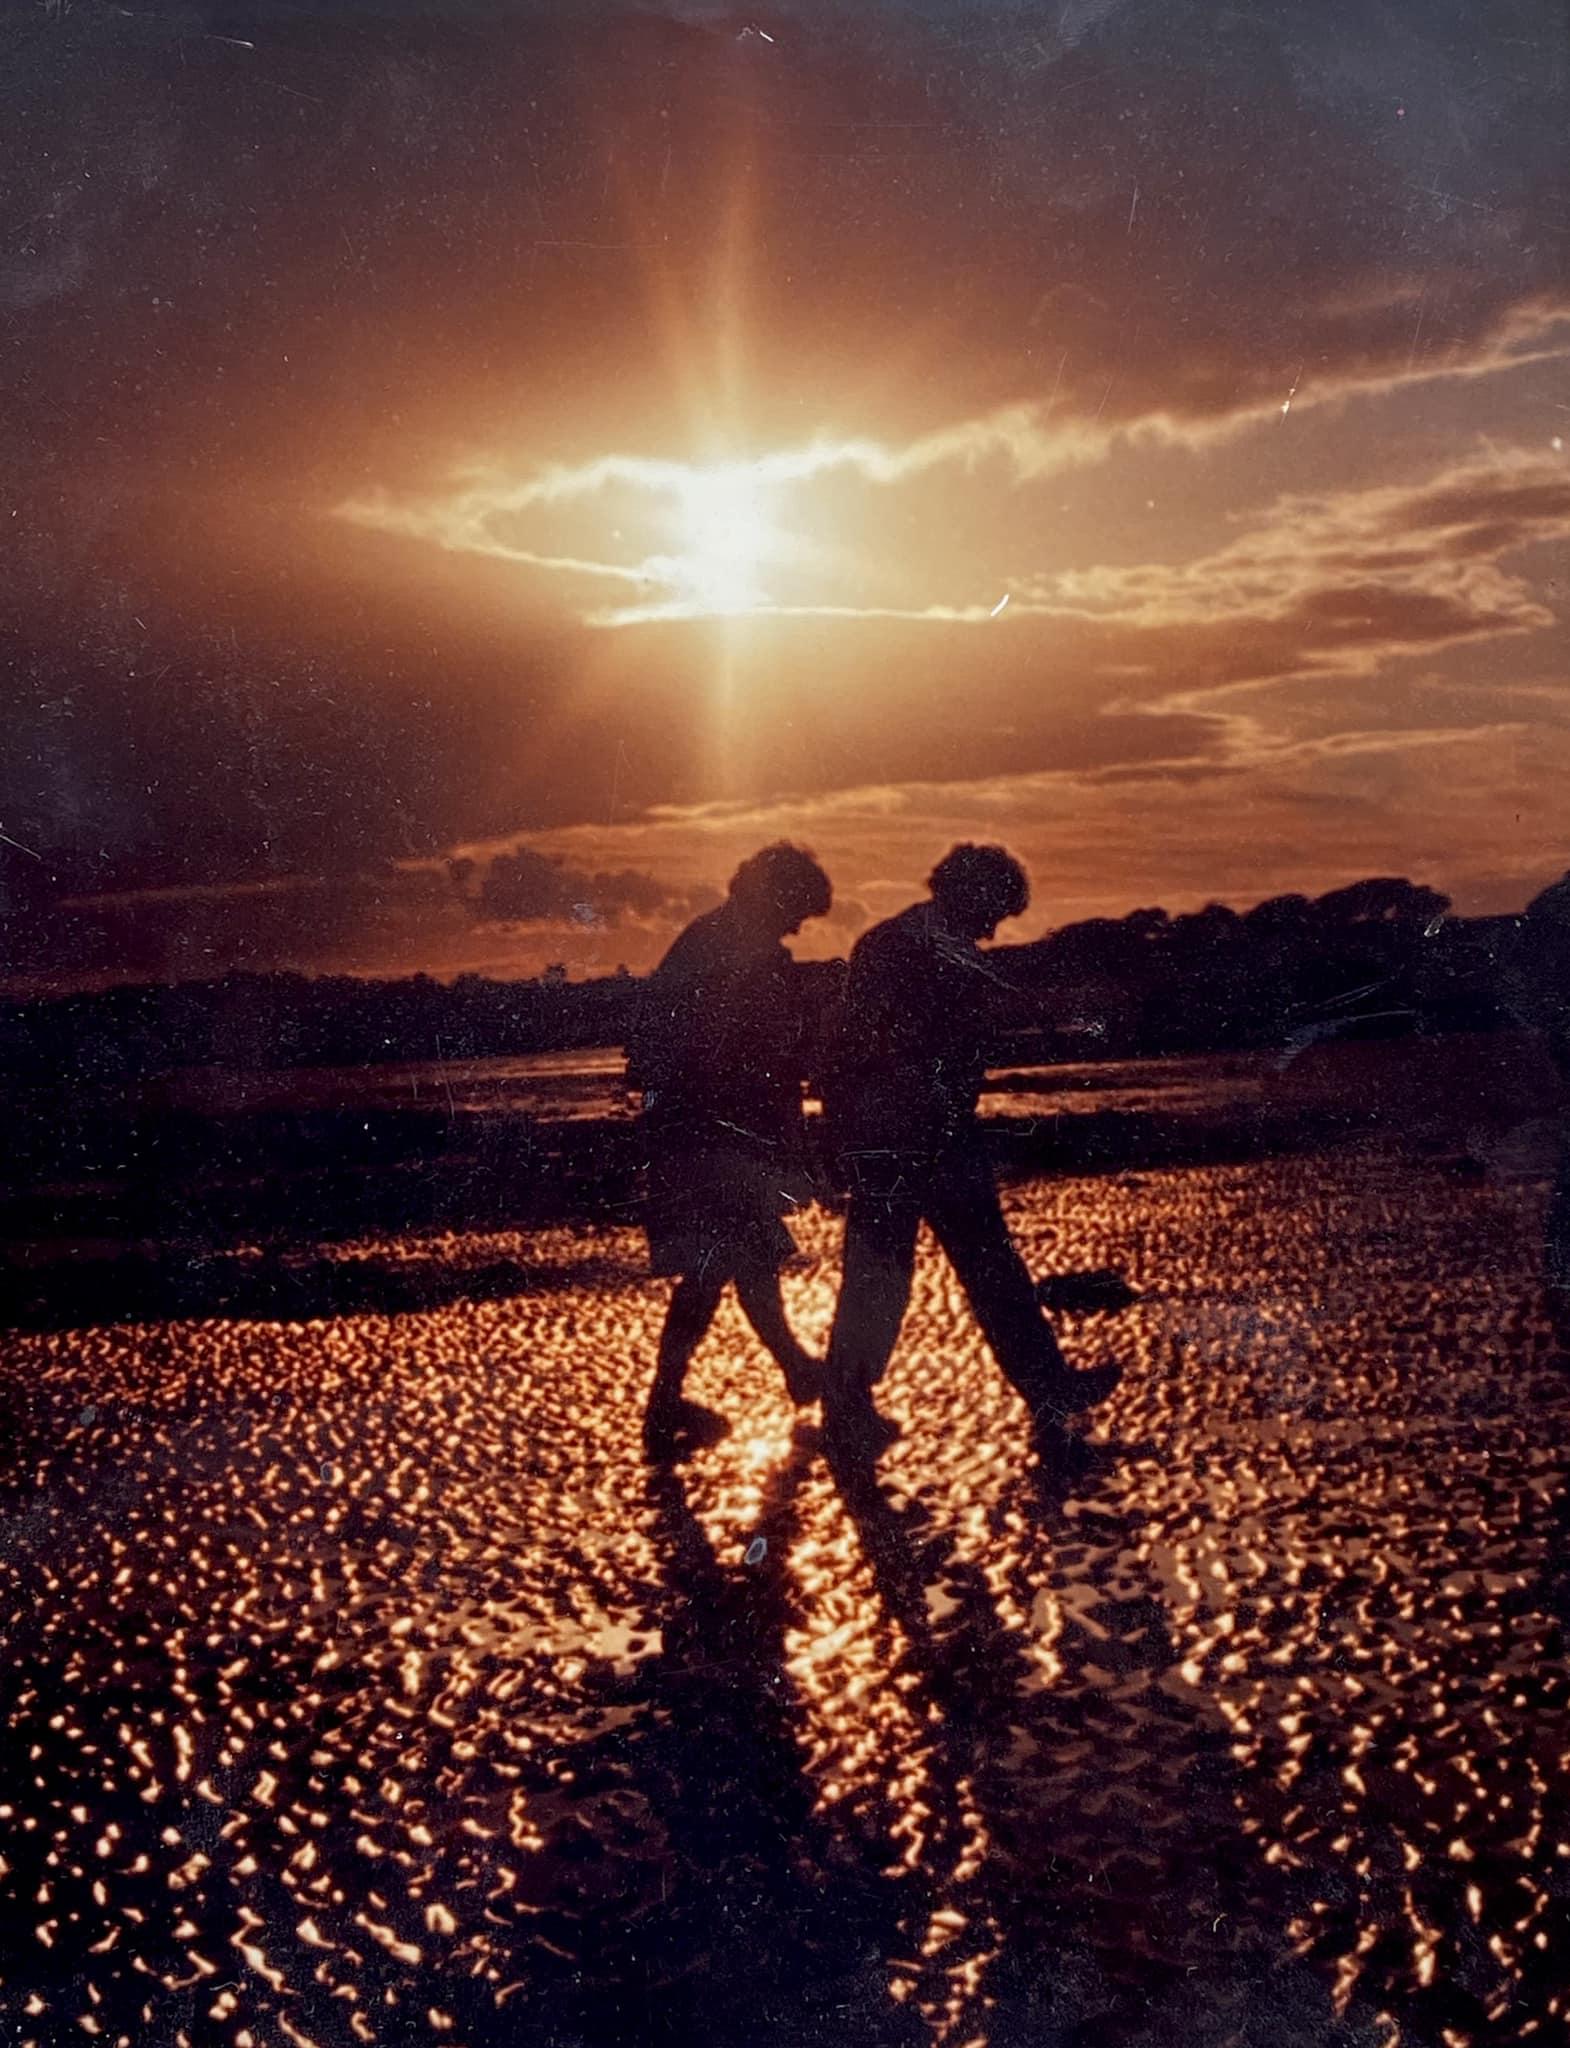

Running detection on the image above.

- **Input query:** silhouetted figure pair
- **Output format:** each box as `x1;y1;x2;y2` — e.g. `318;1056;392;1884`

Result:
628;844;829;1458
631;839;1119;1463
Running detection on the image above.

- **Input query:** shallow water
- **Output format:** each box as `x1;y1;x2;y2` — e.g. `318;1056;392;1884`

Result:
3;1150;1568;2045
126;1043;1261;1124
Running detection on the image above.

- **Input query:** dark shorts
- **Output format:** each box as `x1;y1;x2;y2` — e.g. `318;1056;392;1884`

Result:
643;1140;800;1278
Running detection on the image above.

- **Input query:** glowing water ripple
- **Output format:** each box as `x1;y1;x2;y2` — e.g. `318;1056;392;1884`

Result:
2;1150;1568;2044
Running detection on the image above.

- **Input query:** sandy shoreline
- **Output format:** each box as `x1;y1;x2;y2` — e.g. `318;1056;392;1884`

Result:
3;1147;1569;2045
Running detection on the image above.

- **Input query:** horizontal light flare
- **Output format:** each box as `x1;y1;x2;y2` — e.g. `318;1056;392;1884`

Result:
330;407;1107;627
583;597;1012;629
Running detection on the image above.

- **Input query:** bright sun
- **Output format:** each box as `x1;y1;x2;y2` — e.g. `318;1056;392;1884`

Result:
672;464;775;614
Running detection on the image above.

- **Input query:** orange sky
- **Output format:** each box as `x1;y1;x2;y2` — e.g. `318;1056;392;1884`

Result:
3;0;1567;989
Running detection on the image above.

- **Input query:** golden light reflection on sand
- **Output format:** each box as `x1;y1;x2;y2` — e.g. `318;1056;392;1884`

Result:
4;1153;1570;2043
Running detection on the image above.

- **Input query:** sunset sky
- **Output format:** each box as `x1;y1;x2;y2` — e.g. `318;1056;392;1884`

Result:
4;0;1567;989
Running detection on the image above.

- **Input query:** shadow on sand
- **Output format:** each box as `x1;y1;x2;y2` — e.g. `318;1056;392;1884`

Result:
464;1431;927;2047
821;1422;1370;2047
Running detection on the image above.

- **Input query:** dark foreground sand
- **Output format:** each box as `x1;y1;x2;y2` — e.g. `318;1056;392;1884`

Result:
3;1148;1569;2047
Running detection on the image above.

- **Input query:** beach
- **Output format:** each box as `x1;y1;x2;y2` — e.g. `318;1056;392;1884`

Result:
3;1143;1568;2046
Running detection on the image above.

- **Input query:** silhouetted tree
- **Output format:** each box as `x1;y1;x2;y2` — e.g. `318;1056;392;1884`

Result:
0;872;1539;1092
1313;877;1449;929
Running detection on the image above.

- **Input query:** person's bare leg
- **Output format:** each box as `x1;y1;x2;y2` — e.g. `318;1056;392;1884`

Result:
734;1261;820;1404
644;1269;728;1454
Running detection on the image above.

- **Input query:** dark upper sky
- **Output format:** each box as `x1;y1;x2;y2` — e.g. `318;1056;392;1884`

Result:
3;0;1567;985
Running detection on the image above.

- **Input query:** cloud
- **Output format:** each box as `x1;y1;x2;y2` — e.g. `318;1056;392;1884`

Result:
335;408;1117;605
1032;452;1570;631
10;441;1561;951
338;363;1570;649
338;444;1570;891
514;445;1568;816
457;845;683;926
5;0;1567;989
2;847;703;994
289;2;1570;632
520;716;1570;941
336;359;1570;629
2;866;459;992
980;449;1570;729
9;0;1566;525
10;697;1561;992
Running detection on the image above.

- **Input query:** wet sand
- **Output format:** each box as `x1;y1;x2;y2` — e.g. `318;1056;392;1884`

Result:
3;1147;1569;2046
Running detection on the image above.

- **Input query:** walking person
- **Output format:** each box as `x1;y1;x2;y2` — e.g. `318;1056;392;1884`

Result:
629;842;833;1459
821;844;1121;1458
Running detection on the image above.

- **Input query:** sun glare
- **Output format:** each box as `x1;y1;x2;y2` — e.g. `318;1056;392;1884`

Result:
672;464;775;614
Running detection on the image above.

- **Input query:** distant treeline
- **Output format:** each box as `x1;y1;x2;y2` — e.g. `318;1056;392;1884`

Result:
1001;877;1519;1057
0;876;1531;1087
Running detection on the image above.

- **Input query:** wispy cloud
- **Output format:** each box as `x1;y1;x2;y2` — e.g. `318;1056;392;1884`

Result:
30;708;1561;991
515;716;1570;940
1028;449;1570;629
333;411;1105;624
337;314;1570;629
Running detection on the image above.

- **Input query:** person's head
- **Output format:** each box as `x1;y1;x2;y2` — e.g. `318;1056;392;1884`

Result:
927;842;1029;942
727;841;833;939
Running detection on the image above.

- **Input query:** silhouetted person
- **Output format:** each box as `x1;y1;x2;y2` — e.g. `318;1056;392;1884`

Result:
1511;871;1570;1305
629;843;832;1458
821;845;1121;1456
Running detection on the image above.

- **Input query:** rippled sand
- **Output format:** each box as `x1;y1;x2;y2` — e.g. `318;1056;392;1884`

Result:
3;1149;1568;2046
